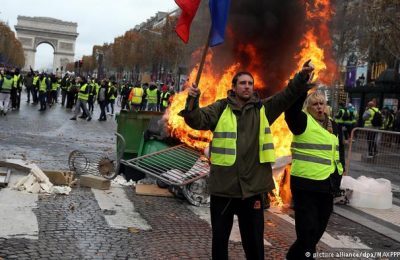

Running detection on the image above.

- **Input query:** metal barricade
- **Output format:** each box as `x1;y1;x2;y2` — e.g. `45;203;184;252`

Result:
347;127;400;184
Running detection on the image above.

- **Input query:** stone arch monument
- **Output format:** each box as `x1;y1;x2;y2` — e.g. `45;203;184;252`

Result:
14;16;78;72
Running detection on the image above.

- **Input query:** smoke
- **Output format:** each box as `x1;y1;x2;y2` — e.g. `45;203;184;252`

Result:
211;0;307;97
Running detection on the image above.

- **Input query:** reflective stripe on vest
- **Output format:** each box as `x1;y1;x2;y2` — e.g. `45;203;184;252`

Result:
210;105;275;166
364;107;378;127
131;87;144;104
1;78;13;91
291;113;343;180
147;88;157;104
78;84;89;100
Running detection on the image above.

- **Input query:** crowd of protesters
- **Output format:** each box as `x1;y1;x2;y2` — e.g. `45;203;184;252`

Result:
0;66;175;121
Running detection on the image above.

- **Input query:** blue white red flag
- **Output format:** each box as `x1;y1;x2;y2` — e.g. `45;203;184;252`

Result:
208;0;231;47
175;0;202;43
175;0;231;46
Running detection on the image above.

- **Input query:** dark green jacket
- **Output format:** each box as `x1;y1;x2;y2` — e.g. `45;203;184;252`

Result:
181;73;309;198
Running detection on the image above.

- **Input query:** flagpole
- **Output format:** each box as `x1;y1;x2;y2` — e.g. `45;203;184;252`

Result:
188;27;212;111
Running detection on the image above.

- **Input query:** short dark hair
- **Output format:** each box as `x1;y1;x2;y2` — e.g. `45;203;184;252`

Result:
232;71;254;86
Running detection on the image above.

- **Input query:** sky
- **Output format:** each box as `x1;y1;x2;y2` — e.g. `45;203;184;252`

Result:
1;0;178;70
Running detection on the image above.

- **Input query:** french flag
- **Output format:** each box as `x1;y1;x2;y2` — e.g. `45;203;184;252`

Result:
175;0;231;47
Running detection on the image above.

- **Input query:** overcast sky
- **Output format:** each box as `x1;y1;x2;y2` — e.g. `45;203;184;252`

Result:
1;0;178;70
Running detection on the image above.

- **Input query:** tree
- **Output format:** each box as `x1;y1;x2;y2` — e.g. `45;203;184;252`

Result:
0;22;25;68
365;0;400;65
332;0;400;68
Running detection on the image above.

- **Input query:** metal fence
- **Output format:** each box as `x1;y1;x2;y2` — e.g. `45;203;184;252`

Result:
346;127;400;187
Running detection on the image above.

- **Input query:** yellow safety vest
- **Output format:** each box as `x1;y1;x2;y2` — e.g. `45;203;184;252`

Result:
39;78;47;92
161;91;170;107
78;84;89;101
147;88;158;104
52;82;58;91
1;77;13;92
291;113;343;180
210;105;275;166
130;87;144;105
33;76;39;86
108;86;116;100
13;74;21;89
335;108;345;124
364;107;378;127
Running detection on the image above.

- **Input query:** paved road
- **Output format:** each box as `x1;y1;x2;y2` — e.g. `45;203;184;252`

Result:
0;100;399;259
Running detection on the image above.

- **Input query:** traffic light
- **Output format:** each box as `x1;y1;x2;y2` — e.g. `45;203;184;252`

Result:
79;60;83;67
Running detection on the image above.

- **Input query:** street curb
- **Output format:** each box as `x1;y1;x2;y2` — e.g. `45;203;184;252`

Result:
334;205;400;243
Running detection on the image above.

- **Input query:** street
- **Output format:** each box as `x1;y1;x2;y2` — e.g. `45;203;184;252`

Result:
0;100;399;259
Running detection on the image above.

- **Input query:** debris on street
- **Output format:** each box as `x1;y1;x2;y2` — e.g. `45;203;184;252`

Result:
79;174;111;190
0;159;72;195
0;167;11;187
43;170;75;186
13;164;54;193
135;183;173;197
111;175;136;186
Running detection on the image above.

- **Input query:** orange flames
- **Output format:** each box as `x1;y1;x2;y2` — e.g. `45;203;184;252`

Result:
165;0;335;207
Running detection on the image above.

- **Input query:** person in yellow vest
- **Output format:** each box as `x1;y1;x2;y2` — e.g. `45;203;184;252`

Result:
145;82;159;111
38;73;49;111
0;70;14;116
344;103;357;140
11;68;22;110
60;73;70;106
159;84;171;112
129;83;144;111
31;68;40;105
49;74;59;106
106;81;117;116
363;100;380;157
181;61;315;260
87;78;97;114
70;77;92;121
284;91;345;260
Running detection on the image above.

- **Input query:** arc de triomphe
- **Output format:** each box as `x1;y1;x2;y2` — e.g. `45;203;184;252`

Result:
14;16;78;72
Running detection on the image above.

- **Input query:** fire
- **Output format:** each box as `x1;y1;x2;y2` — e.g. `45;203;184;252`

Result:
166;0;336;207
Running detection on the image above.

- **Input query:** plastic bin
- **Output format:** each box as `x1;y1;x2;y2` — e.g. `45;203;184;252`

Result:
115;110;163;159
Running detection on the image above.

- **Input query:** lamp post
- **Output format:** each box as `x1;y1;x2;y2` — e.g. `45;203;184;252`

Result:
96;50;104;80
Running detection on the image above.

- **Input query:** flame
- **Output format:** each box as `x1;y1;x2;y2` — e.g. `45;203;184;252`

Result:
166;0;335;207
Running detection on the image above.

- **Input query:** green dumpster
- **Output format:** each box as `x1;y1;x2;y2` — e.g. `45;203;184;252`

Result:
116;110;164;160
116;110;173;181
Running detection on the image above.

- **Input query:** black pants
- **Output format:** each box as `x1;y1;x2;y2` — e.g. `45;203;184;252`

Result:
66;92;75;109
343;123;355;140
10;88;17;108
99;101;107;120
88;96;94;112
26;86;32;102
39;91;47;110
367;131;377;156
32;88;38;104
286;189;333;260
210;194;265;260
61;90;67;106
